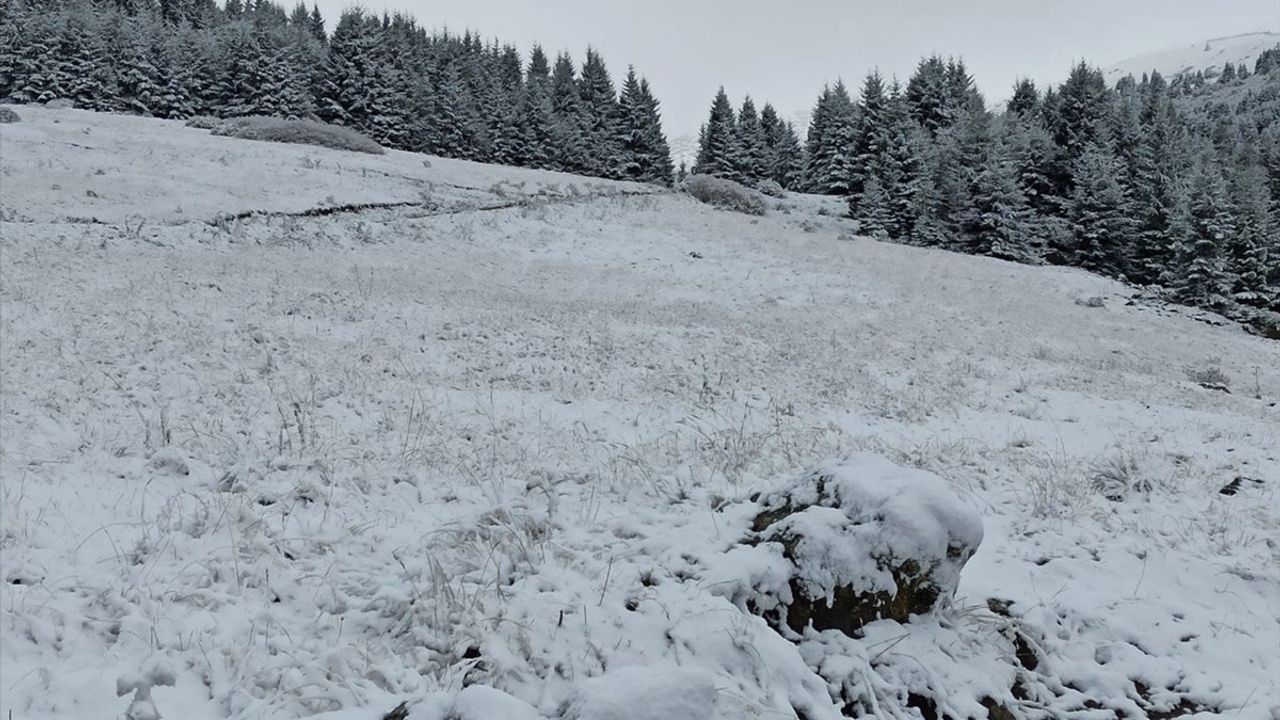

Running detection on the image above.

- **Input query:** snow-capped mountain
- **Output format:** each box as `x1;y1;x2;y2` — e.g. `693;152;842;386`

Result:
1102;31;1279;84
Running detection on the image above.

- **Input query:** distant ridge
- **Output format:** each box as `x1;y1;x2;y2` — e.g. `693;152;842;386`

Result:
1101;31;1279;84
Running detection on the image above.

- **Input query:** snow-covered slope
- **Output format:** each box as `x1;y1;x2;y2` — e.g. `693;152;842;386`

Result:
2;106;1278;720
1103;31;1279;85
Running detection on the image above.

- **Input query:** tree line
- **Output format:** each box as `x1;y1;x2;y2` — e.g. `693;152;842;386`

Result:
0;0;675;185
695;54;1280;314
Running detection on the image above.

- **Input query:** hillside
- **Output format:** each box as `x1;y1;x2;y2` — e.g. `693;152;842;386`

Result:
1102;31;1280;85
1;107;1277;720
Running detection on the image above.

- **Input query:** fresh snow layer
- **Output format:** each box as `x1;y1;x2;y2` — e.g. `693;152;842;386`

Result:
2;105;1278;720
1102;31;1280;85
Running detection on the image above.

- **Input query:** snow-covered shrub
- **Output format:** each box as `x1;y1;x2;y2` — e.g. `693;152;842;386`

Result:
0;106;19;123
1184;362;1230;389
212;116;385;155
716;454;983;636
184;115;222;130
683;175;766;216
44;98;74;109
755;178;786;198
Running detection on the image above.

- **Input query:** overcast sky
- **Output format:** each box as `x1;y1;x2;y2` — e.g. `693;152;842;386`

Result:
314;0;1279;138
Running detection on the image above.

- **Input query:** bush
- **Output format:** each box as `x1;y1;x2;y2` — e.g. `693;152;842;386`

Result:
755;179;786;198
0;107;20;124
184;115;222;130
683;174;766;216
211;116;385;155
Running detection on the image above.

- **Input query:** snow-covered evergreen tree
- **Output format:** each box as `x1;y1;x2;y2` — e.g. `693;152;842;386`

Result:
734;96;767;182
803;80;856;194
1069;142;1138;277
1165;158;1234;308
577;48;620;178
694;87;739;181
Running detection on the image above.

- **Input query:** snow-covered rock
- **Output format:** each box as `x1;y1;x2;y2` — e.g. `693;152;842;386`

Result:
735;454;983;635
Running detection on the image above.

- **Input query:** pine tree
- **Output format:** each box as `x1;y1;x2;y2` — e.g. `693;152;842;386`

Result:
514;45;554;169
962;144;1038;261
849;71;887;200
1069;142;1138;277
1166;158;1234;308
549;51;589;173
803;80;855;194
761;103;801;189
308;4;326;45
55;4;114;111
734;96;767;183
152;26;196;118
1050;62;1111;163
906;55;951;134
317;9;382;128
577;47;620;177
1129;82;1190;285
636;77;674;185
1225;142;1274;306
852;85;921;239
1002;112;1061;216
735;97;767;182
4;9;62;104
856;175;893;238
1007;78;1039;118
694;87;739;180
115;13;163;115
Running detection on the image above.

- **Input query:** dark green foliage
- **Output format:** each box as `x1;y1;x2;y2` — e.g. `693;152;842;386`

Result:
0;0;672;185
803;81;856;194
694;87;740;181
760;103;802;189
616;69;673;185
1166;159;1234;308
1007;79;1039;118
1068;143;1137;275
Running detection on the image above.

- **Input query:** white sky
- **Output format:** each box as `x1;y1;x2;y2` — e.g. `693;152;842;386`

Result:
314;0;1280;138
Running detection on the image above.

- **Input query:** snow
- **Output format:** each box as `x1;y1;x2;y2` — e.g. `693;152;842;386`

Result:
1102;31;1280;85
2;105;1279;720
754;455;984;607
563;665;717;720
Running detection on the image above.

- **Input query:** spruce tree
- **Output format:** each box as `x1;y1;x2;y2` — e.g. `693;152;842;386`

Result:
577;47;620;177
803;80;856;194
514;45;554;169
735;96;767;182
549;51;589;173
761;103;801;189
962;145;1038;261
906;56;951;134
1007;78;1039;118
693;87;739;180
1166;158;1234;308
850;71;887;201
1068;142;1137;277
1050;62;1111;163
637;77;674;185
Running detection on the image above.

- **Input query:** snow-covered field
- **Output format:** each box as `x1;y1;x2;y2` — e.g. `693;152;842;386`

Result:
1;105;1277;720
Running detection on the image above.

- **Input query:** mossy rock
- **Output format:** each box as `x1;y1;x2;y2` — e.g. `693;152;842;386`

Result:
745;455;983;635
